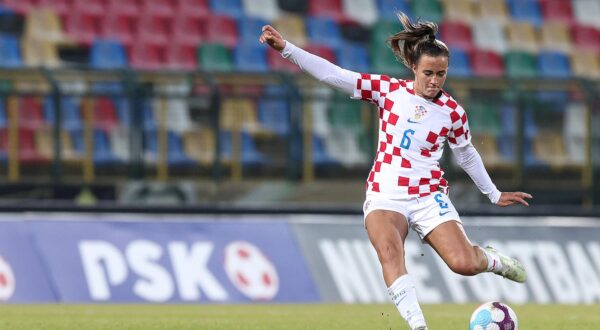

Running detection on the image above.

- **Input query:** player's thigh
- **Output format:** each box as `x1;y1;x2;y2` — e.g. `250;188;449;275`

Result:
424;220;474;262
365;209;409;253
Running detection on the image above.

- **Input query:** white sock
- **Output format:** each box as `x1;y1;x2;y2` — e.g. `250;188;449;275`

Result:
480;247;503;273
388;274;426;329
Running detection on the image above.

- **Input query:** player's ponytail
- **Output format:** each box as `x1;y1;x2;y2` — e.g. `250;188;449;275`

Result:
388;13;449;69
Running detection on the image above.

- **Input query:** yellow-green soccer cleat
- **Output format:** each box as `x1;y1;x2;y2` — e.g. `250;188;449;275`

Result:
484;246;527;283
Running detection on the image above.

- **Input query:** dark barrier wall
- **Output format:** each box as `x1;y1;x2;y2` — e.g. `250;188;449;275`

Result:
0;214;599;304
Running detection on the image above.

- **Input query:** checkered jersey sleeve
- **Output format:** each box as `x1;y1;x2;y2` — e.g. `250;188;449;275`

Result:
353;73;404;104
447;103;472;149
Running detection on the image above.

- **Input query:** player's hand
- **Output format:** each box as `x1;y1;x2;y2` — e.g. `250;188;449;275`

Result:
496;192;532;207
259;25;286;52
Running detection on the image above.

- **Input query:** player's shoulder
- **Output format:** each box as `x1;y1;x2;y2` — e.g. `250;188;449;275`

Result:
433;90;465;113
358;73;412;93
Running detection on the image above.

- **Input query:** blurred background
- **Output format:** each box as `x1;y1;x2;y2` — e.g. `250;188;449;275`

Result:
0;0;599;212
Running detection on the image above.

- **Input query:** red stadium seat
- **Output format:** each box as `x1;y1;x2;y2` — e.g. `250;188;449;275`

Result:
305;44;337;63
64;12;99;45
137;15;170;47
19;97;46;129
267;47;301;73
205;15;238;49
172;15;205;47
93;97;120;129
105;0;140;19
100;15;135;48
2;0;36;14
539;0;574;25
0;127;48;163
165;43;198;70
470;50;504;77
141;0;176;19
309;0;346;22
176;0;211;19
440;21;474;52
72;0;105;19
571;24;600;54
129;42;166;70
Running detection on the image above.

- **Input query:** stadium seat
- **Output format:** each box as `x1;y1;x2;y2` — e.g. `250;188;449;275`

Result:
472;19;508;54
24;9;69;44
140;0;175;19
176;0;210;19
342;0;378;26
370;20;402;50
100;15;135;48
306;17;343;50
19;96;46;129
22;38;60;68
90;39;128;69
475;0;509;23
539;0;574;25
412;0;443;23
137;15;170;47
43;96;82;131
311;135;339;166
470;50;504;77
183;129;216;166
242;0;280;21
205;15;238;49
172;16;204;47
304;44;337;63
234;45;268;72
369;43;409;77
37;0;70;18
540;22;572;53
440;0;476;24
277;0;307;14
145;130;195;167
238;17;269;46
506;21;539;53
440;21;474;52
309;0;346;22
571;24;600;54
573;0;600;29
377;0;412;22
258;85;291;136
538;51;571;78
219;131;268;166
105;0;139;19
467;102;501;136
1;0;36;14
326;130;368;167
273;14;308;47
563;102;587;164
210;0;244;19
0;99;6;128
327;92;363;133
72;0;105;19
507;0;543;27
504;51;538;78
532;130;568;167
64;11;99;45
336;43;370;73
220;99;263;133
447;48;471;77
165;43;198;70
570;51;600;79
198;43;233;72
109;126;129;162
93;97;120;130
0;127;48;163
129;42;166;70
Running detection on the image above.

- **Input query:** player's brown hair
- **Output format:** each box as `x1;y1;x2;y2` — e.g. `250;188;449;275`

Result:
388;13;450;68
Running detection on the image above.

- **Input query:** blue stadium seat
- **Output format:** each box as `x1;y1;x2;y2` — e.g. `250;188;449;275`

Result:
90;39;128;69
220;132;268;166
312;135;339;166
258;85;291;136
145;130;195;167
508;0;543;27
142;101;156;131
377;0;412;21
337;43;370;72
70;128;121;165
43;97;83;130
210;0;243;19
234;45;268;72
306;17;343;50
238;17;269;46
0;98;6;128
538;51;571;79
448;48;471;77
0;34;22;67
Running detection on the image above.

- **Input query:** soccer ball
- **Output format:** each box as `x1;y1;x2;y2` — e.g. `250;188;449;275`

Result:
469;302;518;330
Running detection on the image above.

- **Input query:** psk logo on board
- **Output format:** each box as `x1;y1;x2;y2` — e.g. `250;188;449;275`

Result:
0;255;16;301
224;241;279;301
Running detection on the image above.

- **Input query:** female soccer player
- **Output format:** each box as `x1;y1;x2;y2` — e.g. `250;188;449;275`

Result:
260;13;532;330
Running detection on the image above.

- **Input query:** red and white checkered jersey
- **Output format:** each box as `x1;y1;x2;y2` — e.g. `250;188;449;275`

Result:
353;73;471;199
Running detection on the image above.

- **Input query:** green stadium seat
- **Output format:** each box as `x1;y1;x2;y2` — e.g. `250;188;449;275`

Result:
198;44;233;72
412;0;443;23
327;93;364;133
504;51;538;78
370;45;410;77
466;103;501;136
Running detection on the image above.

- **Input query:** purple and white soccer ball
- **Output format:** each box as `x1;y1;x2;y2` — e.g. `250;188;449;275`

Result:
469;302;518;330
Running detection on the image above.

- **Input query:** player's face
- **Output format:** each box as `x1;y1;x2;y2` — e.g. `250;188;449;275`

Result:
411;55;449;99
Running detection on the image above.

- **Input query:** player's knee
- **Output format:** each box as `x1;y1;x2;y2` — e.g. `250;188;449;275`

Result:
373;240;403;265
446;254;480;276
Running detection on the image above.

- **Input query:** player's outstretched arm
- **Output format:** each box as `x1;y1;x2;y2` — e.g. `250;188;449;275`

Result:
496;191;533;207
258;25;359;95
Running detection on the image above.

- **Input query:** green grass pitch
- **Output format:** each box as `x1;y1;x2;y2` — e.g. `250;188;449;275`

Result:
0;304;598;329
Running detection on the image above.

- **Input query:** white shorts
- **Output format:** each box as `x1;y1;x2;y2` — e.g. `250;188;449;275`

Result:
363;192;462;240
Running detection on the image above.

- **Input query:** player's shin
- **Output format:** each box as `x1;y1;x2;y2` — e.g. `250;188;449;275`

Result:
387;274;427;330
